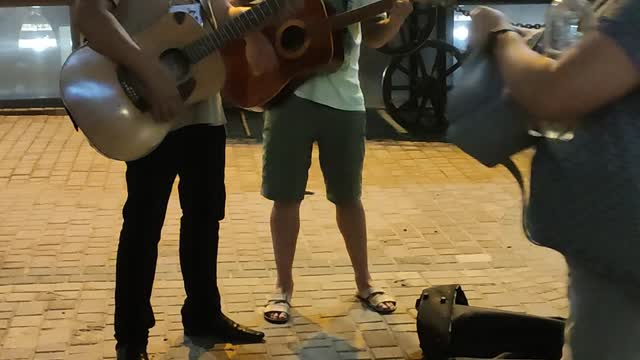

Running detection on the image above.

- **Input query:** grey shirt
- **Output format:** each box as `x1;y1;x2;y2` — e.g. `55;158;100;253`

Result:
528;0;640;294
111;0;226;129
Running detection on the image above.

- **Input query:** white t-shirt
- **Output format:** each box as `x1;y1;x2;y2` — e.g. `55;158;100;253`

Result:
293;0;384;112
109;0;226;129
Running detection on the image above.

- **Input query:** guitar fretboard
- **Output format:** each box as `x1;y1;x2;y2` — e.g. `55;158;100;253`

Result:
184;0;282;63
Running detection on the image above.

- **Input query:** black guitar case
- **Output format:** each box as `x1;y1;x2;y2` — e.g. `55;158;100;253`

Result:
415;284;566;360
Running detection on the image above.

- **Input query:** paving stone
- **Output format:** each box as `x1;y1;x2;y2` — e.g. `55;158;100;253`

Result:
0;348;33;359
268;343;300;356
358;322;389;331
371;346;405;359
2;326;39;348
0;116;569;359
362;330;397;348
33;352;66;360
382;314;414;326
299;347;340;360
339;351;373;360
10;315;43;327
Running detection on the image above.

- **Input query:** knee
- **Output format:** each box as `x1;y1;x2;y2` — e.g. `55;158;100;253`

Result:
182;205;225;224
121;203;166;239
274;200;301;210
273;200;302;215
334;199;363;210
179;197;224;224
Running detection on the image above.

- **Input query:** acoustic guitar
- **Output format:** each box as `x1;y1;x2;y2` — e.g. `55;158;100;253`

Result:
60;0;291;161
221;0;395;110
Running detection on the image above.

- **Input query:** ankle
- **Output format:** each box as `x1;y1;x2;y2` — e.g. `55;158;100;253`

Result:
355;277;374;293
275;281;294;297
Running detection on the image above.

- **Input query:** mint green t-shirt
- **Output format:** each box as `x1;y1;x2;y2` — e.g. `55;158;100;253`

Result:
294;0;384;112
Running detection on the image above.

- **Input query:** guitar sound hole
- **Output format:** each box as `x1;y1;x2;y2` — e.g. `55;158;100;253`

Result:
160;48;191;83
117;49;192;112
280;25;307;51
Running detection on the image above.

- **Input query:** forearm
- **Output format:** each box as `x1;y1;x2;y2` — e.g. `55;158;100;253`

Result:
494;32;563;119
73;1;152;78
362;15;405;49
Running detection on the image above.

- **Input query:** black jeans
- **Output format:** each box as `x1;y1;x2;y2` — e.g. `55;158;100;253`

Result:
114;124;226;348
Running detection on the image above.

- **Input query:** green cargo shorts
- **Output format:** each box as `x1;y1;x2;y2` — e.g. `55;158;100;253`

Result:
262;96;366;204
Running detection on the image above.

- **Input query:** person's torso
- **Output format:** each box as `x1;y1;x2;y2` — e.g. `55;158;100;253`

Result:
293;0;370;112
111;0;226;129
528;0;640;290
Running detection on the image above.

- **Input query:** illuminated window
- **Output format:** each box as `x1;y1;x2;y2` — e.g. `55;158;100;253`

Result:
0;5;73;104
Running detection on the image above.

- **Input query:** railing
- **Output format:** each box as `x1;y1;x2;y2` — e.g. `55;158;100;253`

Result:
379;1;550;135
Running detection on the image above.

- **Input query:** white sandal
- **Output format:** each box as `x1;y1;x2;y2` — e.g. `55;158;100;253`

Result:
357;287;397;314
264;293;291;324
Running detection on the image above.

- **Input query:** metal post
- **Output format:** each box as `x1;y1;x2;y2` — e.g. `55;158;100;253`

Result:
408;9;420;108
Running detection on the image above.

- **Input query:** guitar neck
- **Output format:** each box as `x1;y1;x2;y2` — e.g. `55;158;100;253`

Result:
328;0;394;30
185;0;283;63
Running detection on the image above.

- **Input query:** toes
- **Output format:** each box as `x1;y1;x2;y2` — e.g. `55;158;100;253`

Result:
376;302;396;312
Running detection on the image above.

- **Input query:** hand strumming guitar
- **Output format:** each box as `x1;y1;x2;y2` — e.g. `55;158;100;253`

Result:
223;1;279;76
245;32;278;76
73;0;185;124
139;59;186;123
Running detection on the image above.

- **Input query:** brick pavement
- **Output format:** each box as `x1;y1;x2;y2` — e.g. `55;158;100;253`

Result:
0;115;568;360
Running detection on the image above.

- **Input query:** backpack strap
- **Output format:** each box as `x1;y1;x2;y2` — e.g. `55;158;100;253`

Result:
500;159;537;245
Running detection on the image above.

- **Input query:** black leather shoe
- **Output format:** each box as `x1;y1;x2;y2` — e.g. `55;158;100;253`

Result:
116;347;149;360
184;313;265;345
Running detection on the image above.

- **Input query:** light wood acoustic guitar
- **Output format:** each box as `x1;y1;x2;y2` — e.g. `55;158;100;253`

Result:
60;0;292;161
221;0;402;110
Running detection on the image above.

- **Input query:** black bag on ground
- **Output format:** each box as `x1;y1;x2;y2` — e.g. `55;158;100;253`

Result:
415;284;565;360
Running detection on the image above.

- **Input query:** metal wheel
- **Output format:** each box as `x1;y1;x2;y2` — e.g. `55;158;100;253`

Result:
377;4;437;56
382;40;463;133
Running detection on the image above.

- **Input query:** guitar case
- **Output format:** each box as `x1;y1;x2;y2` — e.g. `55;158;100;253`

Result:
415;284;566;360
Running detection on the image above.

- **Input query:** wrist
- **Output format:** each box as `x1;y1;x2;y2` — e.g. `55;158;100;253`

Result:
387;12;408;25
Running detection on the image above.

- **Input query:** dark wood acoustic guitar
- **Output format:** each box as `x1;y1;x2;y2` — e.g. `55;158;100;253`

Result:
221;0;395;110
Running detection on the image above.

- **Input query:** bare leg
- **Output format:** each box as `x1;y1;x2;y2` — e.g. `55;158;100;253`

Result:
267;200;300;321
336;200;395;312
